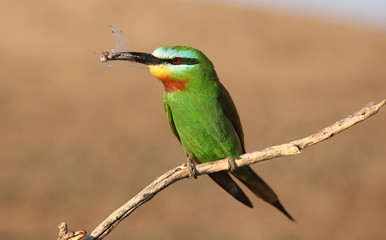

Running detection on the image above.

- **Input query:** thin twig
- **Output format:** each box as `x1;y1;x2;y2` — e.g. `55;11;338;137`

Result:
57;223;87;240
60;99;385;240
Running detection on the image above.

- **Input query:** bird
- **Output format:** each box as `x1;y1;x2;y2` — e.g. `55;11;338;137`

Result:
105;46;294;221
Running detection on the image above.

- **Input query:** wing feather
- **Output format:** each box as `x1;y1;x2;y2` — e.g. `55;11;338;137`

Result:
217;83;246;153
163;98;181;143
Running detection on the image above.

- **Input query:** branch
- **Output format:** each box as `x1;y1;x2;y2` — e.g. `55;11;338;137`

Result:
59;99;385;240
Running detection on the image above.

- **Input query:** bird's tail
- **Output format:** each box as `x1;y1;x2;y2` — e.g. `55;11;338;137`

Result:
208;171;253;208
232;166;295;221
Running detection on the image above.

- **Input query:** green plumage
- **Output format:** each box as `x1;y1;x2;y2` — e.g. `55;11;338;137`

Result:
157;47;293;220
124;46;294;220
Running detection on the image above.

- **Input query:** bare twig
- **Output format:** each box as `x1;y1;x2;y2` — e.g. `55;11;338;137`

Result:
57;223;87;240
60;99;385;240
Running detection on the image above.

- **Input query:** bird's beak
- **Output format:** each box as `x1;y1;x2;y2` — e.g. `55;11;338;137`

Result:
101;51;163;65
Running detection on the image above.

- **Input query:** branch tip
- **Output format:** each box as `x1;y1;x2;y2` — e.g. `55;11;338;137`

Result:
57;222;87;240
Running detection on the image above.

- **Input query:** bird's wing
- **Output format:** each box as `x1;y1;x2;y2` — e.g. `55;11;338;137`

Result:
164;95;253;208
163;98;181;143
217;83;246;153
217;84;294;220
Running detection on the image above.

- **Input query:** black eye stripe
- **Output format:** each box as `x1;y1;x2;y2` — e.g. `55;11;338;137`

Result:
164;57;199;65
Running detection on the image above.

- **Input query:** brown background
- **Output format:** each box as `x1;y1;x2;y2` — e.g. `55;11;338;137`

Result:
1;0;385;239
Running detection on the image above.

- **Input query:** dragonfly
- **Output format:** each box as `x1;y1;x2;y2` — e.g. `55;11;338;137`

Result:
100;25;134;66
100;25;153;68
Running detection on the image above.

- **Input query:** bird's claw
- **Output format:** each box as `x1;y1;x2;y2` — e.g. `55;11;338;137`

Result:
227;158;238;172
186;157;198;179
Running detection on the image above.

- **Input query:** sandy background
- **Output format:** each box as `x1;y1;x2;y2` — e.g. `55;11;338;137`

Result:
1;0;385;239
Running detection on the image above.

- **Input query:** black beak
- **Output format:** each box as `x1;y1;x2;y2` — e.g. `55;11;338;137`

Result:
101;51;163;65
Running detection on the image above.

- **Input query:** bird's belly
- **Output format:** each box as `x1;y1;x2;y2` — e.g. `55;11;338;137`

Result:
172;108;243;162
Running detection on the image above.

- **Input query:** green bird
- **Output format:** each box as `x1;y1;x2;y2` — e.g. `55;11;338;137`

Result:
107;46;294;220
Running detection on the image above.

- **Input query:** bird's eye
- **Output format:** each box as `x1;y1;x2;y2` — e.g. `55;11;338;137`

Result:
171;57;182;65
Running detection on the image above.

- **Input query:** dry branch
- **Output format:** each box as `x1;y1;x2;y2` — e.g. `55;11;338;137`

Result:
57;223;87;240
59;99;385;240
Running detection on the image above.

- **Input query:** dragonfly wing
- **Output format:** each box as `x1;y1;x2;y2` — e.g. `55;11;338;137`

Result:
110;24;129;53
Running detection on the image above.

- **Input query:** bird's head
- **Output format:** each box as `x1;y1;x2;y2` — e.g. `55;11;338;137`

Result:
114;46;217;92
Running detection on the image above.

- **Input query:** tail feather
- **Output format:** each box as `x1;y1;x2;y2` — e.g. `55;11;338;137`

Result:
271;200;295;221
232;166;295;221
208;171;253;208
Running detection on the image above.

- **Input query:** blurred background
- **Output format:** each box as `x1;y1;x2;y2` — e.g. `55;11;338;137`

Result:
0;0;385;239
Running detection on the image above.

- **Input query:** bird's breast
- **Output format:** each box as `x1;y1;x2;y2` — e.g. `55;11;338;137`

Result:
149;65;187;92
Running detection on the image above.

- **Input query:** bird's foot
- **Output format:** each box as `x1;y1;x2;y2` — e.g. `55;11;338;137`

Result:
227;158;238;172
186;157;198;179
